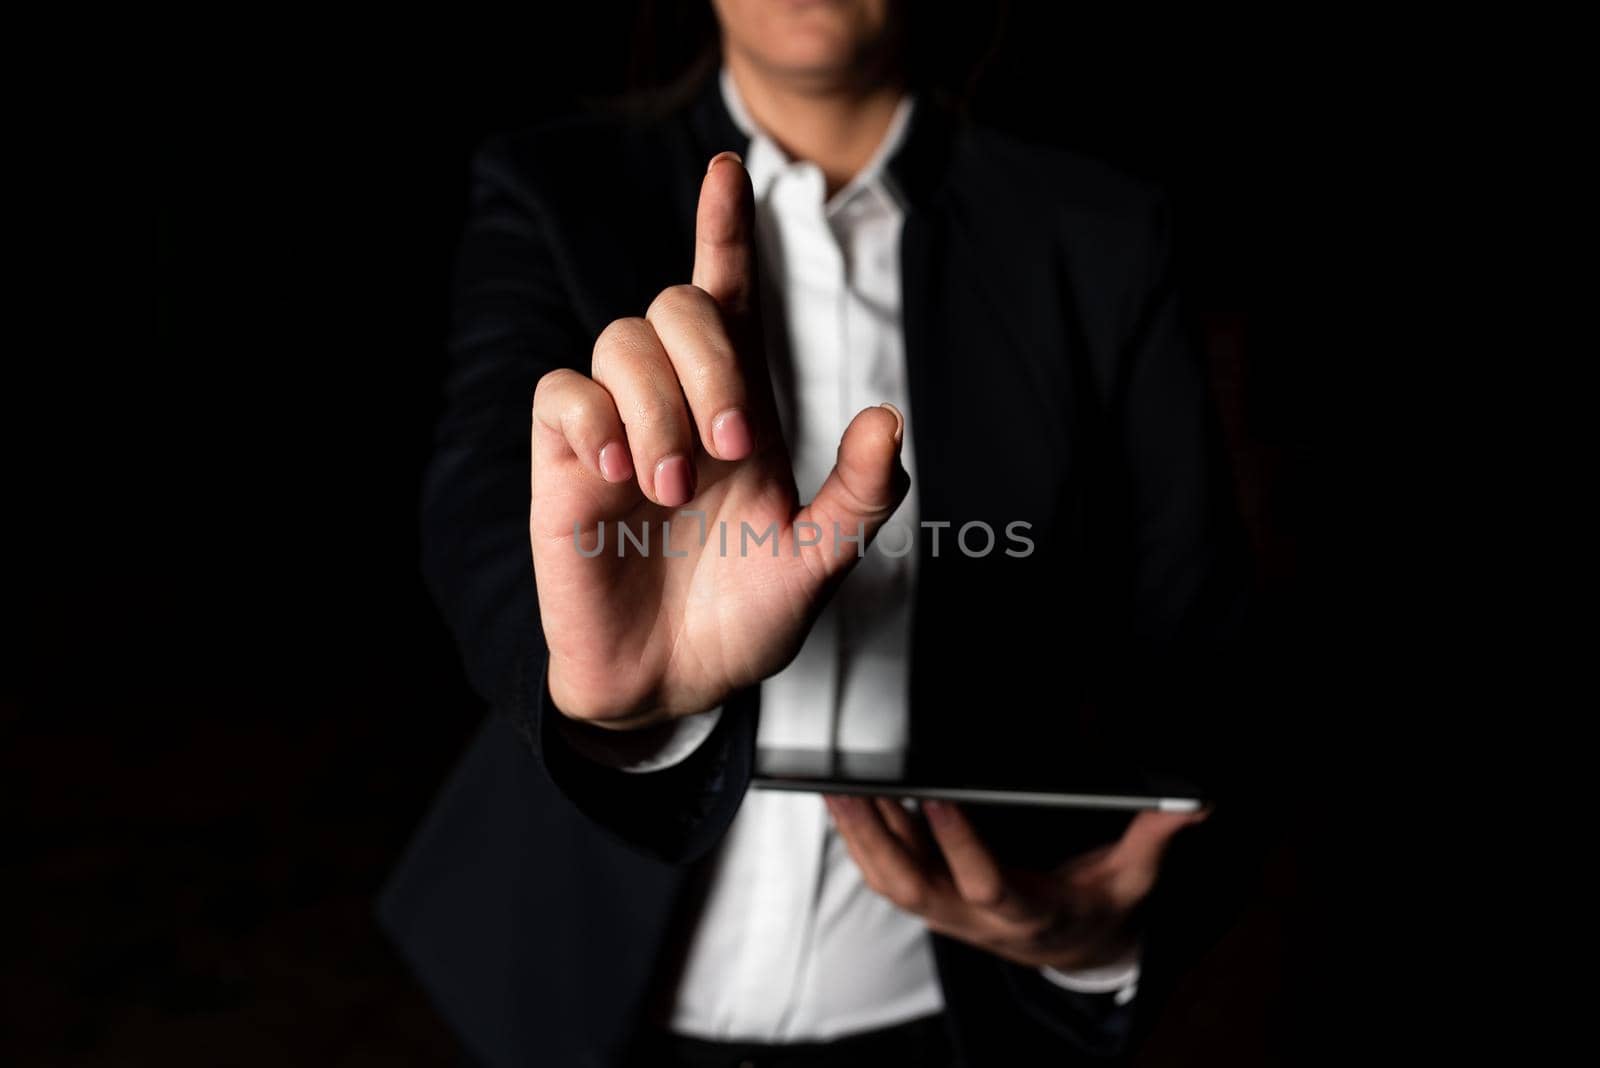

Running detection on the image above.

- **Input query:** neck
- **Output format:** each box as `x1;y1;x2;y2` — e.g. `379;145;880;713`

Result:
724;53;904;196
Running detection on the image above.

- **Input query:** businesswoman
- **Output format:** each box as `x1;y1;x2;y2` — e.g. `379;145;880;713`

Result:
382;2;1250;1064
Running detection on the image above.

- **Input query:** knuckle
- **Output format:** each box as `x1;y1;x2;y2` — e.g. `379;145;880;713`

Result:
693;337;739;383
889;881;929;913
591;317;652;370
533;367;579;407
560;393;604;432
647;283;710;322
964;880;1007;909
628;392;684;433
599;315;652;345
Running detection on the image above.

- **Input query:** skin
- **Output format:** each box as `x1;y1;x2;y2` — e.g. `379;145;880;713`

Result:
826;796;1206;972
529;0;1204;975
532;152;909;729
713;0;905;193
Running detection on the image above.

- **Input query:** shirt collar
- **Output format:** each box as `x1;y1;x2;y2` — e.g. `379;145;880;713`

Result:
718;68;914;216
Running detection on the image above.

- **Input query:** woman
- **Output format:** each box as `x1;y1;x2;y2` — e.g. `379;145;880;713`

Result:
382;2;1250;1064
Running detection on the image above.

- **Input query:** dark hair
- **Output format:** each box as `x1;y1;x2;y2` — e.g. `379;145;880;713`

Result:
623;1;1008;117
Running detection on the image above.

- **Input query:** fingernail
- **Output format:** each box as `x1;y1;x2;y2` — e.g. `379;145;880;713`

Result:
878;402;905;444
711;408;753;459
707;151;743;174
923;800;952;825
598;441;633;483
654;454;694;507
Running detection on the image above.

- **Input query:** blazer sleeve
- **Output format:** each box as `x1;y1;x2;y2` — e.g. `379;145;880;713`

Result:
1002;963;1138;1060
420;135;755;864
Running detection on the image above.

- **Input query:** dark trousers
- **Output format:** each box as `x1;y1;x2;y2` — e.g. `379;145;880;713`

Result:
624;1014;956;1068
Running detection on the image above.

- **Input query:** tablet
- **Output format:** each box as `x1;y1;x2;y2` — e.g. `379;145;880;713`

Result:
751;746;1204;812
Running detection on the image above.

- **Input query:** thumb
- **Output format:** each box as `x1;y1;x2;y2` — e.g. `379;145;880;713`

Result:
1098;807;1210;907
1116;807;1210;867
792;403;910;585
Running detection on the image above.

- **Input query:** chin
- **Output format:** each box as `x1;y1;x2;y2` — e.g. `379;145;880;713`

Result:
722;0;894;88
764;37;863;83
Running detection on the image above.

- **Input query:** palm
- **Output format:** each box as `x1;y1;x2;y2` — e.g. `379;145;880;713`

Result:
534;436;812;720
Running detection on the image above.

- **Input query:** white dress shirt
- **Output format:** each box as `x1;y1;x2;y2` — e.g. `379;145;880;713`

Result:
562;70;1139;1043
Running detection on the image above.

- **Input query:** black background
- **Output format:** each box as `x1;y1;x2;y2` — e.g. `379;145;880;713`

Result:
10;4;1374;1063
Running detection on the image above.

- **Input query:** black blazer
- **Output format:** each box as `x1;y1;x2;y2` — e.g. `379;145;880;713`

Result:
380;76;1253;1067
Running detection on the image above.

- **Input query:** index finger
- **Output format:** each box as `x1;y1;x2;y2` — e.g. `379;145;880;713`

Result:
923;801;1022;917
692;152;756;316
826;795;943;919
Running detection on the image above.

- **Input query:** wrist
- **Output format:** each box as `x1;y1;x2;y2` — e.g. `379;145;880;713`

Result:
547;659;728;732
547;660;661;730
1038;915;1140;974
